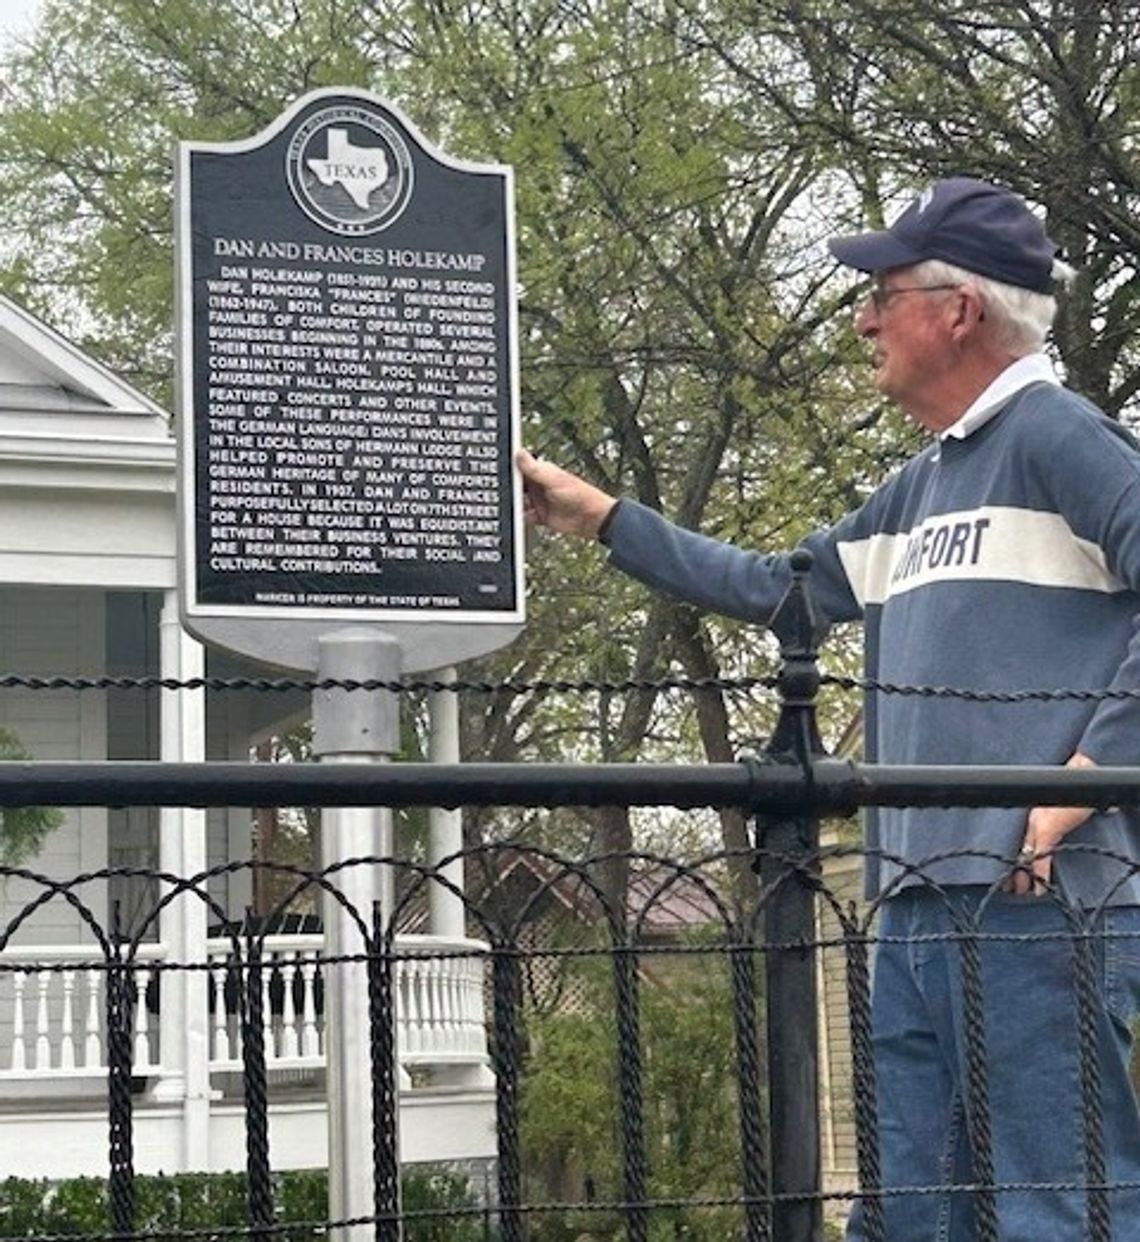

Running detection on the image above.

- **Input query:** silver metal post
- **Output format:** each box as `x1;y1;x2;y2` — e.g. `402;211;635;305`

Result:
313;629;402;1242
427;666;465;941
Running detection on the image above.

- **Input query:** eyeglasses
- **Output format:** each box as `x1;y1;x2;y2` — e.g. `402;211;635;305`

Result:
866;283;962;312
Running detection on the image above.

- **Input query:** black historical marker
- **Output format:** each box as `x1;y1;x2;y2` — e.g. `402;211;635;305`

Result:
176;89;524;671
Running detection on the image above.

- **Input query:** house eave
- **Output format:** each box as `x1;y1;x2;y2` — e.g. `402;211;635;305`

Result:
0;431;176;492
0;381;168;422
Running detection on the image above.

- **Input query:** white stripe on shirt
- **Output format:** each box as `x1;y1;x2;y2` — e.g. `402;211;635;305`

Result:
837;505;1120;606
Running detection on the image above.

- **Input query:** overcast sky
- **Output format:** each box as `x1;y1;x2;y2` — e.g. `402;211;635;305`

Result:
0;0;42;47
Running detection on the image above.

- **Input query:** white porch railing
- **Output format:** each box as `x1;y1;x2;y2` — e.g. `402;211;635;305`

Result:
0;943;165;1079
0;934;490;1087
395;934;490;1064
206;933;491;1071
207;934;324;1073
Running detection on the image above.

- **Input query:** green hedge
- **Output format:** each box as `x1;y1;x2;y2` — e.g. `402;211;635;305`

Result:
0;1168;487;1239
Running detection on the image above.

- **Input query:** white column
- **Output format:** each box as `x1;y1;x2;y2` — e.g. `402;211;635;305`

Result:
427;667;492;1089
152;591;211;1172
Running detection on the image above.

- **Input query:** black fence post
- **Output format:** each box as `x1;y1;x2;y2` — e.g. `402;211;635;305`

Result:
106;909;135;1240
369;901;401;1242
754;549;828;1242
613;938;648;1242
730;936;770;1241
241;921;274;1241
1073;919;1111;1242
491;940;524;1242
843;912;883;1242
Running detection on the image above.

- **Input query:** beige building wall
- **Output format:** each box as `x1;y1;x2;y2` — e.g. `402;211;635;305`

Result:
818;838;869;1214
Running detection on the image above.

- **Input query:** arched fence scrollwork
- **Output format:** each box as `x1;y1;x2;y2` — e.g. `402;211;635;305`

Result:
0;559;1139;1241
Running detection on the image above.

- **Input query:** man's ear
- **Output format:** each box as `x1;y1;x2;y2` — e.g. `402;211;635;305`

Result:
950;286;985;343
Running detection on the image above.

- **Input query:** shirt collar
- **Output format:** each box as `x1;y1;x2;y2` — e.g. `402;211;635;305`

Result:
939;353;1060;441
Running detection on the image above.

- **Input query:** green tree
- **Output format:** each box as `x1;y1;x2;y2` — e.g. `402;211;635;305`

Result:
521;941;747;1240
680;0;1140;417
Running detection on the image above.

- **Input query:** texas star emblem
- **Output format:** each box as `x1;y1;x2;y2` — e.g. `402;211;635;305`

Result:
286;103;413;236
307;128;390;209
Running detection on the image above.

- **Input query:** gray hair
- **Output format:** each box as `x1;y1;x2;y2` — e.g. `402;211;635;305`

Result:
908;258;1074;354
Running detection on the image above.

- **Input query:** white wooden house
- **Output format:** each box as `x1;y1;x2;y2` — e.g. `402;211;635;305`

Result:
0;294;494;1177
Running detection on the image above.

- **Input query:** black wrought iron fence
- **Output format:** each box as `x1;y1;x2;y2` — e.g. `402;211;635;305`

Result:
3;839;1138;1242
1;563;1140;1241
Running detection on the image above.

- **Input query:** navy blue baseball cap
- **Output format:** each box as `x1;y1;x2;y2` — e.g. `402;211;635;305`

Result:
828;177;1059;293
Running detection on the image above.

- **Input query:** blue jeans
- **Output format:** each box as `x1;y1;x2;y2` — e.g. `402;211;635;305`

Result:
845;887;1140;1241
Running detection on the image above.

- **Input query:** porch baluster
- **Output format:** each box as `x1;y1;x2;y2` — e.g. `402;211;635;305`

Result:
396;959;412;1057
35;970;51;1070
465;957;484;1054
417;960;432;1054
425;957;442;1056
280;954;300;1060
300;953;320;1058
11;973;26;1071
59;969;76;1069
133;964;152;1069
261;957;275;1065
85;968;101;1067
445;959;462;1053
211;955;230;1062
438;956;456;1054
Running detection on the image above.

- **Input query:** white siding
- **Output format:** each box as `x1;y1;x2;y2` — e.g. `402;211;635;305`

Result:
0;587;107;944
105;592;162;940
206;685;254;921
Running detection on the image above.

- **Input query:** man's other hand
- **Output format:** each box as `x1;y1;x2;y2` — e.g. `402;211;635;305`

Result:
1005;752;1099;895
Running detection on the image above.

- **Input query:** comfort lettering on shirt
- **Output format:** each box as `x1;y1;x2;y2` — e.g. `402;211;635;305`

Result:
891;517;991;585
836;506;1121;606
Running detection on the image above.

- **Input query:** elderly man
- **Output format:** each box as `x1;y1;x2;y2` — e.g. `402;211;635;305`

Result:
517;177;1140;1239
